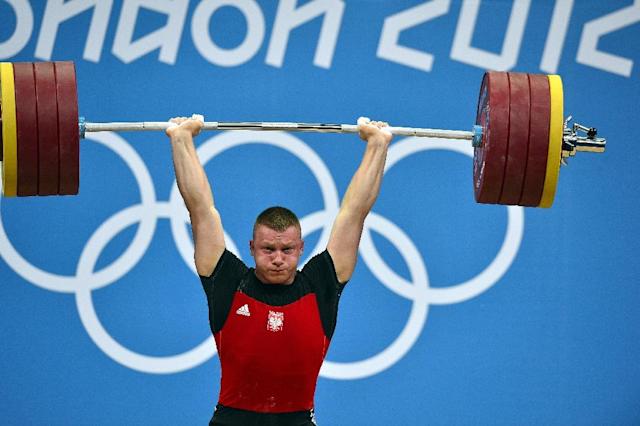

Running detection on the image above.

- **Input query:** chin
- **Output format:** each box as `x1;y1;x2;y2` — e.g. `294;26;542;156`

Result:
268;273;293;285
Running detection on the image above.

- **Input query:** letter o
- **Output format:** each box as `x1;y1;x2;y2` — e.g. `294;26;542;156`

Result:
192;0;265;67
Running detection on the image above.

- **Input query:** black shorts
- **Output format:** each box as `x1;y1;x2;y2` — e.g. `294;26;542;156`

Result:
209;404;317;426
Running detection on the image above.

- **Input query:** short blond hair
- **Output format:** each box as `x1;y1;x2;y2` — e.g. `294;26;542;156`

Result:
253;206;301;237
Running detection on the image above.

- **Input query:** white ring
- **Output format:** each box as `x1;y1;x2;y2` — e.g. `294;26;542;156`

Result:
321;212;429;379
75;203;226;373
378;137;524;304
0;132;157;293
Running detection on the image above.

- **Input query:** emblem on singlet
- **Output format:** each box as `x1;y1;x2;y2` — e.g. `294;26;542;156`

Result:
236;304;251;317
267;310;284;332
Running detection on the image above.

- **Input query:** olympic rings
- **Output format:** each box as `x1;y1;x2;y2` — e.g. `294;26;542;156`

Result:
0;131;524;377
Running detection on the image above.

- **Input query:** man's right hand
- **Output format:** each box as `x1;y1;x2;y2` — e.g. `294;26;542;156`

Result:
357;117;393;146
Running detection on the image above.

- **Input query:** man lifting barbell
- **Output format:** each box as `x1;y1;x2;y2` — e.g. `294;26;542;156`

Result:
0;60;609;424
166;114;393;426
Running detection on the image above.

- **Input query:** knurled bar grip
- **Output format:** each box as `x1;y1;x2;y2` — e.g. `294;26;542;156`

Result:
81;121;475;140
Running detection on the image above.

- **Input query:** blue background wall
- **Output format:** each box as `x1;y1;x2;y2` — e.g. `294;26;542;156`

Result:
1;0;639;424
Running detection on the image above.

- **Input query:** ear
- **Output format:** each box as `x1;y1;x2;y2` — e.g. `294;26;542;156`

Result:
300;239;304;253
249;240;255;256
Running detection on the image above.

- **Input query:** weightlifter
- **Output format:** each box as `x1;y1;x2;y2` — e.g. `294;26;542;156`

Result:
166;115;393;426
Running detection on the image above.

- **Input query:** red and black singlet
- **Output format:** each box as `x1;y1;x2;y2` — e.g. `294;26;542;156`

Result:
200;249;345;419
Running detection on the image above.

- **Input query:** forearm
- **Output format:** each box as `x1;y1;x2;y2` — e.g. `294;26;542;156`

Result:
340;139;389;218
170;132;215;213
325;119;392;283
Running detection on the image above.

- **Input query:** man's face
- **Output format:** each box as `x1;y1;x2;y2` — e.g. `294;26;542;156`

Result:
250;225;304;285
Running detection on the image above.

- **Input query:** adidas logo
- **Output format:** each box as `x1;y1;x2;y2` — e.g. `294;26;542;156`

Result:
236;304;251;317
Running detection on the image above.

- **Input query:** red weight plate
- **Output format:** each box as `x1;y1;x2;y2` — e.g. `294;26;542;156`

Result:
34;62;59;195
519;74;550;206
13;62;39;196
54;61;79;195
499;72;530;205
473;72;509;204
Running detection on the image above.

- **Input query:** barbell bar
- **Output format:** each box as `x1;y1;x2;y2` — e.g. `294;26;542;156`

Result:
0;61;606;207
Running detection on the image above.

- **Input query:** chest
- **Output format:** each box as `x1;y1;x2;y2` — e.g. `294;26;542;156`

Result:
215;292;328;370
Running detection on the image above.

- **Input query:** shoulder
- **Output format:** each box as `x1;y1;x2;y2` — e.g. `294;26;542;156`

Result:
300;250;347;289
199;249;249;296
300;250;346;340
201;249;247;278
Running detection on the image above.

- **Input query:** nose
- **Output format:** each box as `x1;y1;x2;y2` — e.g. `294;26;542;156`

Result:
272;252;284;266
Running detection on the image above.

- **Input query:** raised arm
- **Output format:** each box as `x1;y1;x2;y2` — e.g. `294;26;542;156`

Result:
327;118;393;283
166;116;225;277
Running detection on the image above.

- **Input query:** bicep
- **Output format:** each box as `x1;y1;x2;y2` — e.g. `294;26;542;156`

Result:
192;205;226;277
326;208;365;283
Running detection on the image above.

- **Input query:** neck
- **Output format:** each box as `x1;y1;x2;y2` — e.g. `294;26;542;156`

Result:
254;270;295;285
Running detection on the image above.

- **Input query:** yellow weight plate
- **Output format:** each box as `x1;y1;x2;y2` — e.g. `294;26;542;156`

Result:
539;74;563;208
1;62;18;197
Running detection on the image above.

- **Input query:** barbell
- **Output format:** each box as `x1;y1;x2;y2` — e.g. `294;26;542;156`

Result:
0;61;605;207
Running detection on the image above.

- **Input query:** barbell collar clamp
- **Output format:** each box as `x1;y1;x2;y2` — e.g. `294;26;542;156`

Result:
561;116;607;162
472;125;483;147
79;116;86;139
